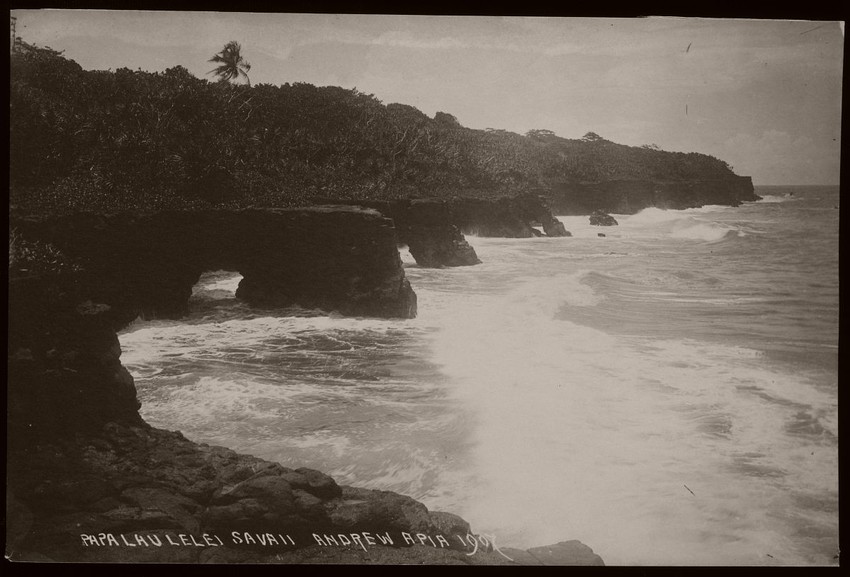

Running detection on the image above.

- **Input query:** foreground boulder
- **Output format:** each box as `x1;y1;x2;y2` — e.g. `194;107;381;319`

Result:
6;424;603;565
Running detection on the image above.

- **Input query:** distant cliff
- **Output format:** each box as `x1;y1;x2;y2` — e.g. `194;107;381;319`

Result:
546;177;759;215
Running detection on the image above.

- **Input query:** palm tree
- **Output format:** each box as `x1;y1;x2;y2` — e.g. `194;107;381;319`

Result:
208;41;251;86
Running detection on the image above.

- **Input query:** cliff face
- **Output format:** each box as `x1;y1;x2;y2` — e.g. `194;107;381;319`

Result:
546;176;759;215
444;195;571;238
8;274;145;441
313;195;571;268
11;207;417;321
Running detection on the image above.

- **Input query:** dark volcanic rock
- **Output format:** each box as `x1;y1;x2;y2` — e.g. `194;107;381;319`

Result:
547;176;760;215
312;198;484;267
542;218;571;237
396;200;481;267
6;423;604;565
311;194;571;267
524;541;605;565
8;207;418;441
8;275;144;441
589;211;619;226
10;207;417;321
446;194;570;238
404;225;481;267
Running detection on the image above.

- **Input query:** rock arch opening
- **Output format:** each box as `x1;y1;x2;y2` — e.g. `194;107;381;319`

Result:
188;270;244;313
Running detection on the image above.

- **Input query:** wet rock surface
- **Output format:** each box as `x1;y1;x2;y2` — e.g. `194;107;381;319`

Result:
6;424;603;565
589;211;619;226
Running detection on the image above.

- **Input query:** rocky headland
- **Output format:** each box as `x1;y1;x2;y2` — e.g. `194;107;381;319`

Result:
6;207;603;565
312;194;572;268
546;177;759;215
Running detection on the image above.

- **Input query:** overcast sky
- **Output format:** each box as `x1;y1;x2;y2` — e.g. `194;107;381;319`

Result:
11;10;844;185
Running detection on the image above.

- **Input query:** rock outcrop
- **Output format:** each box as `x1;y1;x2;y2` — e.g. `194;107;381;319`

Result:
589;211;618;226
6;423;604;565
445;195;572;238
10;207;417;321
546;177;760;215
312;194;572;267
388;200;482;267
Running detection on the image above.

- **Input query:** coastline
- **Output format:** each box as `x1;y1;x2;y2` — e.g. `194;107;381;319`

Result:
6;206;606;565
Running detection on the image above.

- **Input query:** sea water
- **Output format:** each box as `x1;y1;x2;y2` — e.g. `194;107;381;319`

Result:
119;185;839;565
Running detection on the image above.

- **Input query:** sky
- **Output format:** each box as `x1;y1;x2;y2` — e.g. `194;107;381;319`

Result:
11;10;845;185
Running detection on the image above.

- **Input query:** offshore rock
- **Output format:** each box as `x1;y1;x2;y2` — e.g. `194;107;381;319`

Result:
589;211;619;226
542;217;571;237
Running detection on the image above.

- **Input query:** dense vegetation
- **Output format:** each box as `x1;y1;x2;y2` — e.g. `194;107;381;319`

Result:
10;43;739;214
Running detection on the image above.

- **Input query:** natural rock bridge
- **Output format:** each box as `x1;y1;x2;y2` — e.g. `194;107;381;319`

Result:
11;207;418;323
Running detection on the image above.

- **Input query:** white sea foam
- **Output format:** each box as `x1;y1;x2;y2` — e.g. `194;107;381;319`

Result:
419;262;836;565
555;210;740;243
441;332;831;564
757;194;800;203
670;222;740;242
622;207;689;225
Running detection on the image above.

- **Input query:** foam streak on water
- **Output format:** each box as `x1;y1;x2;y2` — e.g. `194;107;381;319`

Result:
120;186;838;566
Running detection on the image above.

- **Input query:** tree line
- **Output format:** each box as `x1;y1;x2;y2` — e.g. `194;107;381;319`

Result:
10;43;739;214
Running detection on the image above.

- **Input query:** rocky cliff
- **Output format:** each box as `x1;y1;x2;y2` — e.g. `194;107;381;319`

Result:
546;176;759;215
6;208;603;565
313;194;571;268
10;207;417;321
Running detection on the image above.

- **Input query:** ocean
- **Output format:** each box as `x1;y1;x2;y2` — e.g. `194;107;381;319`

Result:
119;185;839;566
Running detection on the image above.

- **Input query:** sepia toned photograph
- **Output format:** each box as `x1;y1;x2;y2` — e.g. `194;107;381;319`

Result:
7;9;841;566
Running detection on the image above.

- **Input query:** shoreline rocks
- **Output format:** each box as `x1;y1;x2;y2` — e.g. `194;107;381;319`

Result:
6;423;603;565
